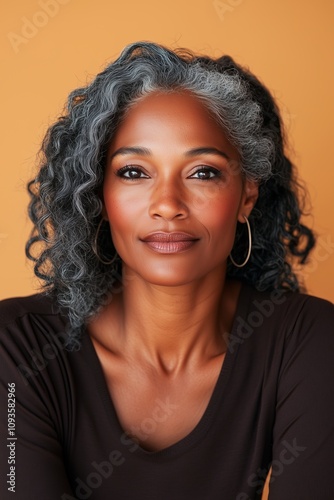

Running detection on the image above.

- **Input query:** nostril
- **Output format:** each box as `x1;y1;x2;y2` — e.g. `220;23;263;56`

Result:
149;195;188;221
150;203;188;220
152;211;185;220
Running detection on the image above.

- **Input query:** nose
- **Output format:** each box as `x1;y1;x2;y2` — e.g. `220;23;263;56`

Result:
148;178;189;221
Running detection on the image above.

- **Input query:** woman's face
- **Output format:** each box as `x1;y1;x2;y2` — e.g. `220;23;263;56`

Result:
103;91;258;286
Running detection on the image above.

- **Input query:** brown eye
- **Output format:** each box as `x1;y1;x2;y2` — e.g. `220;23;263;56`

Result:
190;167;222;180
116;166;149;180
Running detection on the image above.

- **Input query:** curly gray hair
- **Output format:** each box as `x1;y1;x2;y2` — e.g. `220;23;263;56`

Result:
26;41;314;349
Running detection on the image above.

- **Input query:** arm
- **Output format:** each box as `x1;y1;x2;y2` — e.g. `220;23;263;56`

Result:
268;297;334;499
0;310;76;500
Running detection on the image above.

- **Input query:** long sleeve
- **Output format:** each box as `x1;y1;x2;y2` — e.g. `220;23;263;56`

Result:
0;298;76;500
1;289;334;500
269;296;334;499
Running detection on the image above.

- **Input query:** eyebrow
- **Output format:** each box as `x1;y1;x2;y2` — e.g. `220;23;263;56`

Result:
109;146;231;162
109;147;151;161
185;147;230;160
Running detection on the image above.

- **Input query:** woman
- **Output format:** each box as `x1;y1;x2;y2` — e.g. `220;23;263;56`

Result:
0;41;333;499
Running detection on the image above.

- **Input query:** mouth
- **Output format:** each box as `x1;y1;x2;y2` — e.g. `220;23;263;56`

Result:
140;232;200;254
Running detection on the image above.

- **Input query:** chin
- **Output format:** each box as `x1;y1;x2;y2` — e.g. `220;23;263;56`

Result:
143;272;196;287
130;263;198;287
148;277;194;287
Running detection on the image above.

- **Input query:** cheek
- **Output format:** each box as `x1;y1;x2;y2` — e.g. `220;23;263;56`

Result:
191;184;241;235
103;187;145;237
202;202;239;243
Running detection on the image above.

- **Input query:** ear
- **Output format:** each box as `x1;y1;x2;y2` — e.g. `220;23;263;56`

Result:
237;179;259;222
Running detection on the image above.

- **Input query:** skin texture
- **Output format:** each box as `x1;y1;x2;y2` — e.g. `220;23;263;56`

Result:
88;91;258;451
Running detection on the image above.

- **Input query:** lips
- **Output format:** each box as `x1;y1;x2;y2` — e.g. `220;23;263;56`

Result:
141;232;198;242
140;232;199;253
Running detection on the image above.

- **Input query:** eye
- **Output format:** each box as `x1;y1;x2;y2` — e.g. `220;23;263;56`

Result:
116;165;149;180
189;166;222;181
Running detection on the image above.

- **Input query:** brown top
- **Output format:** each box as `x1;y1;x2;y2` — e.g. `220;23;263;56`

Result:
0;283;334;499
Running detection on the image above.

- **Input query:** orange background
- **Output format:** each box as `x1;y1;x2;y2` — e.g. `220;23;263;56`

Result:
1;0;333;303
1;0;333;496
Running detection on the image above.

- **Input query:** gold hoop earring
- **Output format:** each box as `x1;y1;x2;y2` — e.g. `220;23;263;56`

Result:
229;215;252;268
92;219;119;266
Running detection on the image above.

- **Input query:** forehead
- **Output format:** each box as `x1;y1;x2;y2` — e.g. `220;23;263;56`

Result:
122;91;216;121
108;91;239;159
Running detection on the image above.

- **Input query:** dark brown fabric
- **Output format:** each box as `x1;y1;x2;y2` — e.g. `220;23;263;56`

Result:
1;283;333;499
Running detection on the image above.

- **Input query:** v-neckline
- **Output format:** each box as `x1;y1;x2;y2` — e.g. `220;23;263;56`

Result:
83;281;250;458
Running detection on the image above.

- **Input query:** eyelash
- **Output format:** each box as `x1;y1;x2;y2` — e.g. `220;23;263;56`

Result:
115;165;148;180
115;165;223;181
192;167;223;181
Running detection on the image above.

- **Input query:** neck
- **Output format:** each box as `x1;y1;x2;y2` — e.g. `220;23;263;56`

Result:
98;264;240;374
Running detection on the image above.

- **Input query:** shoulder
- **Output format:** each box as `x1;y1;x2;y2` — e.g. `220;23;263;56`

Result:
0;292;68;342
234;283;334;354
0;293;69;367
243;283;333;328
0;293;60;325
273;289;334;340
